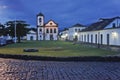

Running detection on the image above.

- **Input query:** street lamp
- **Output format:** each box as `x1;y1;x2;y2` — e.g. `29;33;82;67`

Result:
14;20;17;43
112;31;118;44
74;32;78;42
112;32;118;38
74;32;78;36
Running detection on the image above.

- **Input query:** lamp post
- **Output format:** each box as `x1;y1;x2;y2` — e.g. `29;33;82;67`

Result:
74;32;78;42
14;20;17;43
98;32;100;48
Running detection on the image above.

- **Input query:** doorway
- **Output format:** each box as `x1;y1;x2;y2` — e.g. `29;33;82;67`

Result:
30;36;33;40
107;34;110;45
50;34;53;40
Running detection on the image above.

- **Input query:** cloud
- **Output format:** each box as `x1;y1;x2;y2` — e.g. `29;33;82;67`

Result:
0;0;120;30
0;5;7;9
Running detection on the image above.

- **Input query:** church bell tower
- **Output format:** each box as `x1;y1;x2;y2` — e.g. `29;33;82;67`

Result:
37;13;44;40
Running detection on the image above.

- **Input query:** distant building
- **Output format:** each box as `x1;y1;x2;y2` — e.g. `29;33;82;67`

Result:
27;13;58;40
59;28;69;41
60;23;86;41
27;30;37;40
68;24;86;41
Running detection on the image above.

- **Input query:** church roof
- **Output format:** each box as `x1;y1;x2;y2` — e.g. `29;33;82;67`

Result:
44;19;58;27
82;16;120;31
37;13;44;16
70;23;85;28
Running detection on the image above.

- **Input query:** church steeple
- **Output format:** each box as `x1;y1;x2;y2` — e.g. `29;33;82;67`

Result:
37;12;44;27
37;13;44;16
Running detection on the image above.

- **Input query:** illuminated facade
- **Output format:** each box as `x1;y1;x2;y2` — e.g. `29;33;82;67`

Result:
27;13;58;41
60;17;120;46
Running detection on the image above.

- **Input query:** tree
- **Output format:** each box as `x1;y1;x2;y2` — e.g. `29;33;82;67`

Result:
6;20;29;43
0;23;6;36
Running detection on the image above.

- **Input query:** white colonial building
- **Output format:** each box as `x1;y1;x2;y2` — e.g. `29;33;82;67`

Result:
60;17;120;46
60;24;86;41
59;28;69;40
68;24;86;41
27;13;58;40
78;17;120;46
27;30;37;40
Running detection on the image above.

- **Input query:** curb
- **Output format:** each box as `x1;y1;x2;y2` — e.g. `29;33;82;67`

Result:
0;54;120;62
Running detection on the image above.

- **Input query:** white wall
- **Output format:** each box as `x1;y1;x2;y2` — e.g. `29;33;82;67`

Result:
68;27;86;41
44;27;58;40
27;34;37;40
78;28;120;46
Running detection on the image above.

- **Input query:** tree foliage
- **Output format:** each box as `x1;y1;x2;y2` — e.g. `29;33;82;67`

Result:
6;20;29;42
0;23;6;36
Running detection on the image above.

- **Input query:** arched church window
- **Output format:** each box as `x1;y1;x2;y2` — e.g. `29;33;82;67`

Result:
50;29;52;33
54;28;56;33
40;29;42;32
39;18;42;22
46;28;49;33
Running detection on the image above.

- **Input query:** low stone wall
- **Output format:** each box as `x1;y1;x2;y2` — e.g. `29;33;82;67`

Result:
76;41;120;52
0;54;120;62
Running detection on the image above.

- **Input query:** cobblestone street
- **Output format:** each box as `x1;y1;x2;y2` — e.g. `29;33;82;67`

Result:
0;58;120;80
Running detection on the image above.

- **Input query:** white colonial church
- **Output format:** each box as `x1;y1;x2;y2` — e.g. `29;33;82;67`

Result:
27;13;58;40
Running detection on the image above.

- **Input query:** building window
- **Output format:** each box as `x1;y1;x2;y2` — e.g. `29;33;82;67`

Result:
79;29;81;32
40;29;42;32
50;29;52;33
46;28;49;33
54;28;56;33
112;23;116;28
75;29;77;32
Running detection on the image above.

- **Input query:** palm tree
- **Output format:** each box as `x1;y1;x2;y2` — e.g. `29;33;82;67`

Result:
6;20;30;43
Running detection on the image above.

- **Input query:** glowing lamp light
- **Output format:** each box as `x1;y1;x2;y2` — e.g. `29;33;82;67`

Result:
112;32;118;38
74;32;78;36
65;34;68;37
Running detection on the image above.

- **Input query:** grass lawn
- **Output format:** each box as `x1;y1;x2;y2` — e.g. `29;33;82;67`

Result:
0;41;118;57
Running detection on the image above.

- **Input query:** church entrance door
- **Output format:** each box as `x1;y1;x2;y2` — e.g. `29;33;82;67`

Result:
50;34;53;40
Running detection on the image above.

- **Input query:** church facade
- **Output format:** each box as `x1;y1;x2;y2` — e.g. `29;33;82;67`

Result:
27;13;58;40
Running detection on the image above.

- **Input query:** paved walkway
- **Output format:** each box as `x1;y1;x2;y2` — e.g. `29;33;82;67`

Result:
0;58;120;80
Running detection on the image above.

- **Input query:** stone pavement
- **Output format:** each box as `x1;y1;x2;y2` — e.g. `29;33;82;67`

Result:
0;58;120;80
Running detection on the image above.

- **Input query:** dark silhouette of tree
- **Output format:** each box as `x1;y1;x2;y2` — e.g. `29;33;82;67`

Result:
0;23;6;36
6;20;29;43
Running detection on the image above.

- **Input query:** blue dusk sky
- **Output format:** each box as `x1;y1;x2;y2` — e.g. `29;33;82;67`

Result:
0;0;120;30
